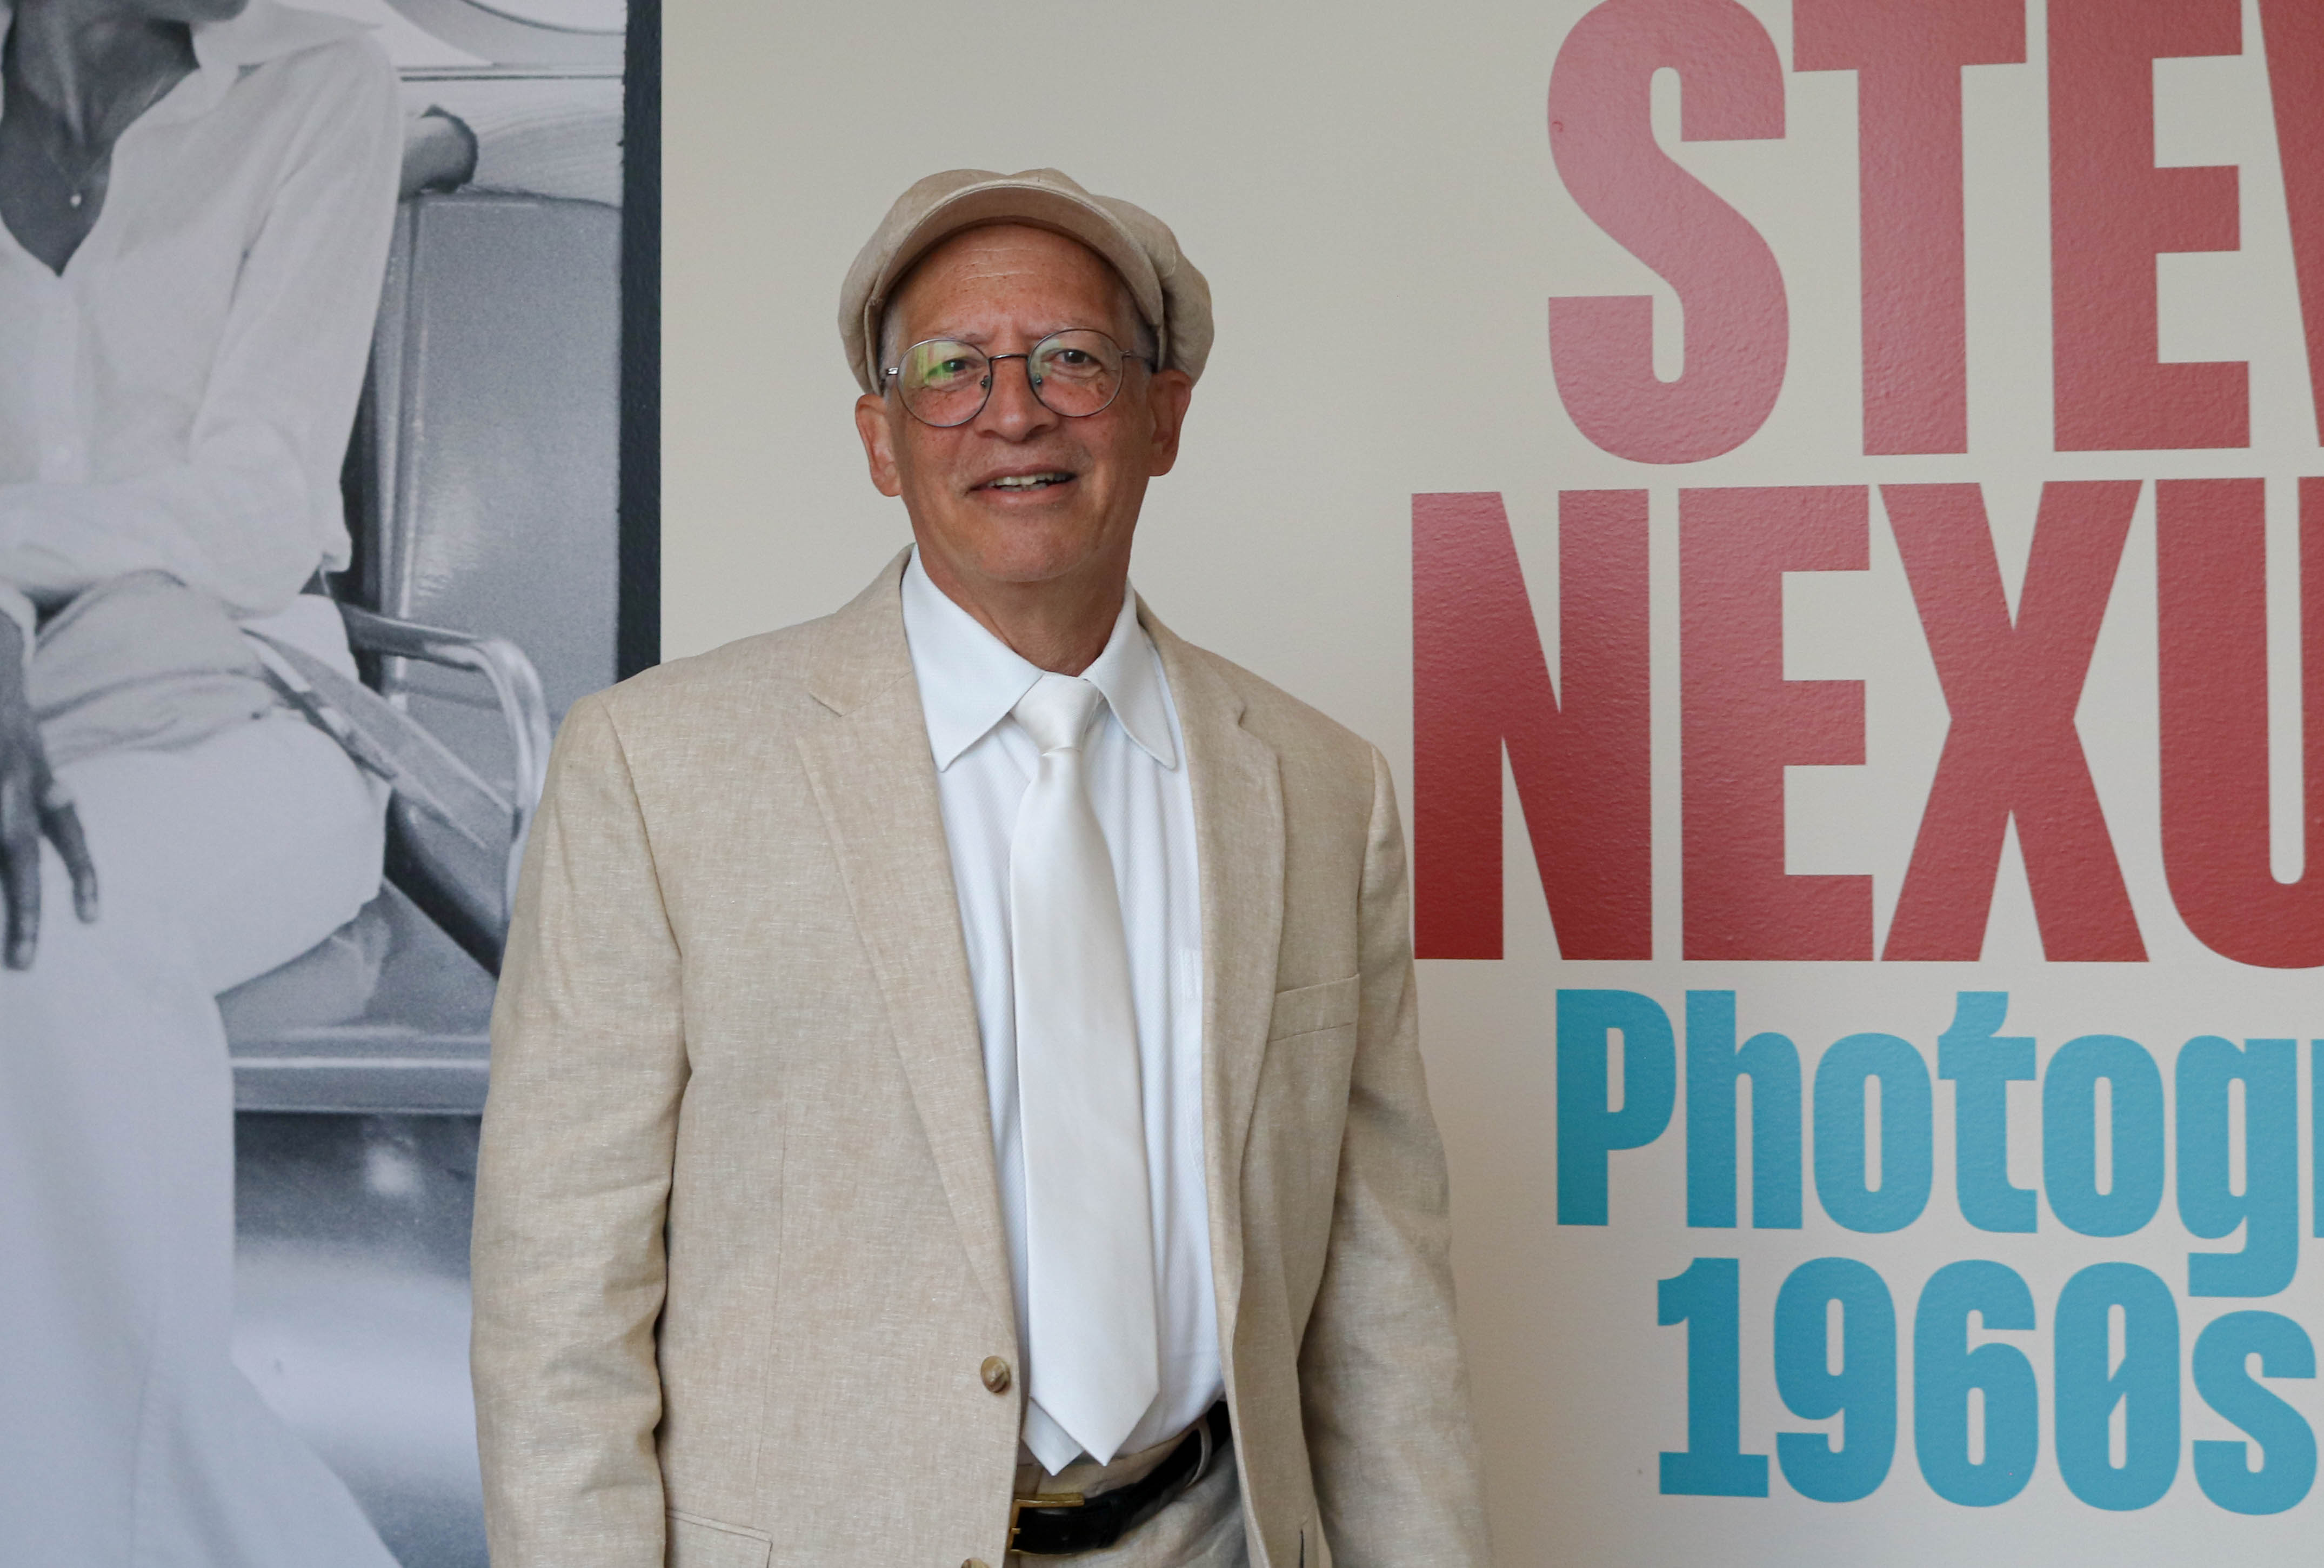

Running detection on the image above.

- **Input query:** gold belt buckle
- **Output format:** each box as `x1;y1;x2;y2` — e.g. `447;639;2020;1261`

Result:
1007;1490;1086;1550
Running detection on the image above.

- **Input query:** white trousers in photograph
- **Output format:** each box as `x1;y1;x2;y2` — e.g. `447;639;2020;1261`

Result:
0;712;399;1567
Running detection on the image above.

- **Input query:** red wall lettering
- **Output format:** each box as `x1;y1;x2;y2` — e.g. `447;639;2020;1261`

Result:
1794;0;2025;457
2259;0;2324;444
1882;482;2146;961
1681;486;1872;960
1546;0;1788;464
2158;478;2324;968
2049;0;2247;452
1412;491;1652;960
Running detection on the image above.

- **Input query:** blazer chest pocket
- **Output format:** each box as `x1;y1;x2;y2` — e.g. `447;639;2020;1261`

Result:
1268;974;1360;1040
667;1510;772;1568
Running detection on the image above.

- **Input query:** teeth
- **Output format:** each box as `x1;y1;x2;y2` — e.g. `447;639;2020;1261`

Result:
989;472;1068;490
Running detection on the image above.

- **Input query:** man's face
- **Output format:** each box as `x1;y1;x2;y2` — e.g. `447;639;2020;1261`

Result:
854;224;1194;599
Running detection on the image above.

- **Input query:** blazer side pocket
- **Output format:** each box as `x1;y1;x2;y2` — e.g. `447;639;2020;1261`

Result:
1268;974;1360;1041
667;1510;772;1568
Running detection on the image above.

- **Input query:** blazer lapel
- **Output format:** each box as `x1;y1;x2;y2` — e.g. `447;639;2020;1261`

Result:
1144;604;1285;1364
796;555;1015;1333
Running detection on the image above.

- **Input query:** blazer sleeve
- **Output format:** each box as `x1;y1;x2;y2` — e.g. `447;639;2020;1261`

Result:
471;690;687;1567
1297;746;1493;1567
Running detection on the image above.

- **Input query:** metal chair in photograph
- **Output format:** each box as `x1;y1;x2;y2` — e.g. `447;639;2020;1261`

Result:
219;191;622;1116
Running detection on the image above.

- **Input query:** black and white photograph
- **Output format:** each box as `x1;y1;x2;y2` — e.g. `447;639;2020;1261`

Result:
0;0;652;1562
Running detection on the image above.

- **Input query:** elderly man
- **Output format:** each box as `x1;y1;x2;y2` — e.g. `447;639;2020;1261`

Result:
471;168;1491;1568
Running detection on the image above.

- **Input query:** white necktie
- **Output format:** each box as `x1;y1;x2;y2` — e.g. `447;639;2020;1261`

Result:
1010;673;1160;1470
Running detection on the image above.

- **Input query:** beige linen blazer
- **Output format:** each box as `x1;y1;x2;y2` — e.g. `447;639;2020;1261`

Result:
471;556;1491;1568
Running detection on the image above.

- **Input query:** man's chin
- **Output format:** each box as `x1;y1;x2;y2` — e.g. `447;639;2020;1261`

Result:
924;524;1117;590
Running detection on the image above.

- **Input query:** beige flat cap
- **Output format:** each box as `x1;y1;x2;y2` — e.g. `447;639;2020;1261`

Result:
840;166;1212;395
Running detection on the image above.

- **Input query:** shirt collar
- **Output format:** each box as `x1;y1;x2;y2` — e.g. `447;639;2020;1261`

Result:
192;0;369;72
900;547;1179;772
0;2;369;123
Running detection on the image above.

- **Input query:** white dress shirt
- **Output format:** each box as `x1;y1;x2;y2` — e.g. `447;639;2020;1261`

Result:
0;0;402;666
899;548;1222;1471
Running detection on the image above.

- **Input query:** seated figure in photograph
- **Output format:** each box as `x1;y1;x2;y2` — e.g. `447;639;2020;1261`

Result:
0;0;400;1562
472;168;1493;1567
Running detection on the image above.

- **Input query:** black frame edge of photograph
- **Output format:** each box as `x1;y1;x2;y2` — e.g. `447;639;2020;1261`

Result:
618;0;660;680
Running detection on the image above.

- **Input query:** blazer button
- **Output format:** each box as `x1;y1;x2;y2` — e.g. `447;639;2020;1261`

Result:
980;1356;1012;1394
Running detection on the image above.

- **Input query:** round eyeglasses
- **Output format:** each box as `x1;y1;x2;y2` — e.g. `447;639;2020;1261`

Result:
885;329;1154;428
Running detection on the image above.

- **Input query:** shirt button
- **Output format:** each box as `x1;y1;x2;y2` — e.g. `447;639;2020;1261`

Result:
980;1356;1012;1394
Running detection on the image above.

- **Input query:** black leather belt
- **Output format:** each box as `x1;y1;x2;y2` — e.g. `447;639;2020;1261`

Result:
1009;1402;1231;1557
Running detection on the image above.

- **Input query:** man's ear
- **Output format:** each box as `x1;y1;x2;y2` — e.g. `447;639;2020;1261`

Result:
1143;370;1195;478
854;394;904;497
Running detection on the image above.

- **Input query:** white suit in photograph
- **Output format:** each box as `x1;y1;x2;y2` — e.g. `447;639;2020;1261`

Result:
0;3;403;1561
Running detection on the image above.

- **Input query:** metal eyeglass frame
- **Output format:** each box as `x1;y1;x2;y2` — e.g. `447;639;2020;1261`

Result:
883;329;1156;428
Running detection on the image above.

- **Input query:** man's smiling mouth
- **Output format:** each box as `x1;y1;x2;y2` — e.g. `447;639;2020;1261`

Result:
981;471;1074;491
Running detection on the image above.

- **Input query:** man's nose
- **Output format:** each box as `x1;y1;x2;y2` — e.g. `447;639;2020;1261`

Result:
977;354;1055;436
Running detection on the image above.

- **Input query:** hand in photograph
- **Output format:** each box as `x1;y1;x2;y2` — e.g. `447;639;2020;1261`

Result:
0;624;95;970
